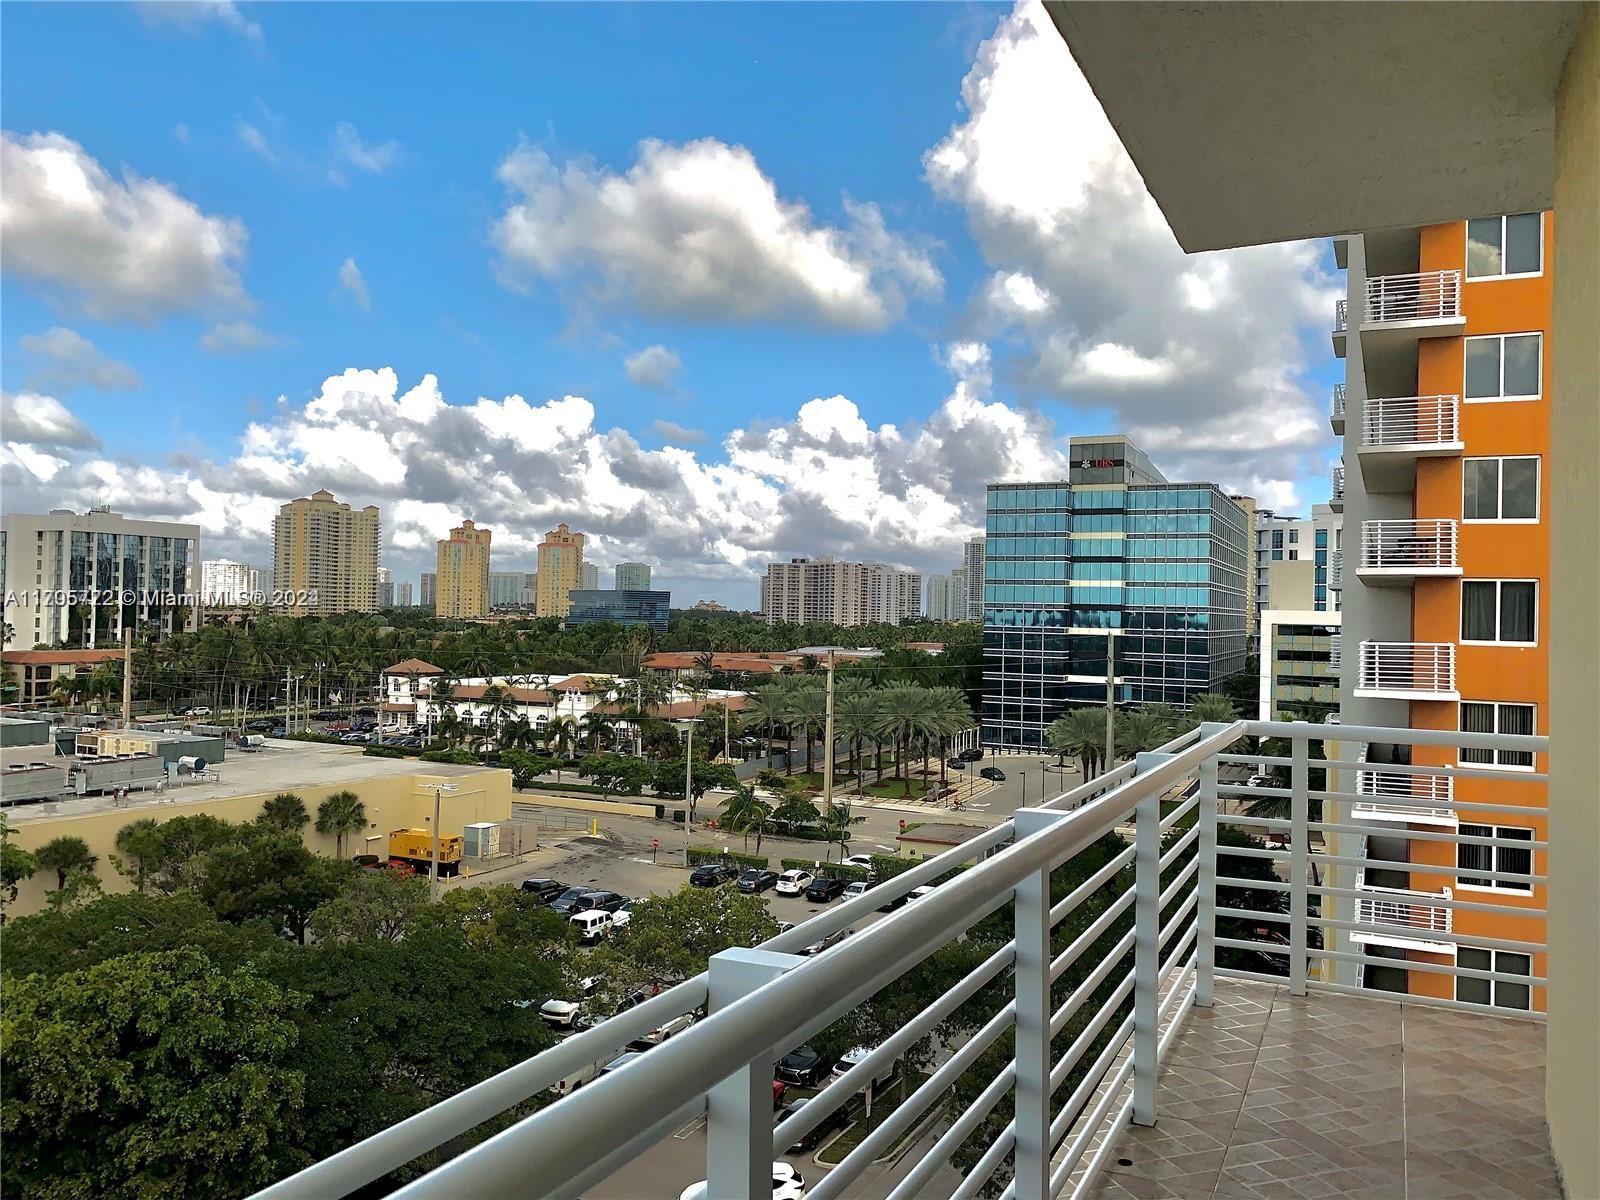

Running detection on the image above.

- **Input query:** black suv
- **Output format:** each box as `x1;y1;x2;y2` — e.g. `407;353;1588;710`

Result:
736;868;779;894
574;889;627;913
547;886;596;915
520;877;566;901
805;875;847;903
689;863;739;888
776;1044;828;1086
958;747;984;762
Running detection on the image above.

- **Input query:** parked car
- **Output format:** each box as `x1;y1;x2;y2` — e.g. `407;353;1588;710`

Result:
831;1045;900;1095
538;975;600;1030
245;718;276;731
877;889;909;913
843;880;872;901
182;705;212;718
520;878;567;901
354;706;377;716
569;910;613;945
612;899;641;931
575;889;628;913
599;1050;645;1077
946;757;967;770
680;1164;805;1200
268;726;287;738
547;886;596;915
979;766;1006;782
771;1078;788;1107
800;927;853;956
737;868;780;894
840;853;877;876
775;869;814;896
616;988;698;1044
689;863;739;888
776;1096;852;1153
906;884;937;903
776;1044;829;1086
958;747;984;762
805;876;847;903
340;731;370;744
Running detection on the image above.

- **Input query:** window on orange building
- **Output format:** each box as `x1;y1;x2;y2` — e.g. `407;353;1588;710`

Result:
1458;822;1534;893
1457;947;1533;1010
1460;701;1536;768
1461;580;1538;645
1465;333;1542;401
1466;213;1543;279
1463;457;1539;522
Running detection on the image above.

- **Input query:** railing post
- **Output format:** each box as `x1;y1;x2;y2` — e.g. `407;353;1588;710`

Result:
1195;728;1227;1009
1133;783;1161;1125
1289;727;1310;996
705;948;802;1199
1013;807;1071;1199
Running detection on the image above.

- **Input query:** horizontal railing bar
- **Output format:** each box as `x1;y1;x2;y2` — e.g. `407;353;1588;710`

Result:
1217;812;1291;829
1215;844;1288;861
1050;982;1135;1094
1158;823;1200;870
1160;928;1198;988
1246;720;1547;753
885;1062;1016;1200
1049;888;1135;985
1217;874;1291;893
1305;976;1547;1024
1326;792;1547;817
1047;1013;1135;1152
1311;821;1548;850
1317;758;1549;787
1311;883;1546;918
773;940;1016;1151
1215;937;1289;956
1217;906;1290;924
806;1002;1016;1200
1158;857;1199;912
950;1123;1014;1200
1051;934;1136;1038
1049;1053;1137;1197
1049;844;1136;928
1158;957;1197;1026
1311;915;1546;955
1159;794;1199;832
1319;852;1544;885
1067;1101;1135;1200
1215;965;1295;985
1313;947;1547;987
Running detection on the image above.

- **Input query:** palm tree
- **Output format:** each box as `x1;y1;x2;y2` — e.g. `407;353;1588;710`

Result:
833;684;881;800
1115;709;1174;762
1189;693;1239;725
1048;708;1106;778
259;792;309;831
820;803;853;862
579;710;612;753
783;681;828;777
544;716;580;780
316;790;367;859
875;683;937;798
925;686;975;796
34;836;97;890
721;785;773;853
746;685;790;773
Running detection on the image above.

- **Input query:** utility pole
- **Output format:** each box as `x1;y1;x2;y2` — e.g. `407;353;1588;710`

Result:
822;650;837;813
1105;631;1118;775
683;720;694;866
428;783;458;902
121;626;132;728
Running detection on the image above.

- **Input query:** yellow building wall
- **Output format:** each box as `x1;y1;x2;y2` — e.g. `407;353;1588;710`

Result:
5;767;513;918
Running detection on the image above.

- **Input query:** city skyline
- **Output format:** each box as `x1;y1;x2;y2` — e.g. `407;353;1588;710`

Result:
0;2;1343;610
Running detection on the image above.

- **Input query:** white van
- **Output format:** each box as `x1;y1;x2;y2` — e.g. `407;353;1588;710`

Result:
830;1045;899;1095
570;910;614;945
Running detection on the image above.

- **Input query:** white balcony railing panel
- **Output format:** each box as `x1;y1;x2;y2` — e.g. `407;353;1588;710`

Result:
1364;395;1461;447
1363;270;1462;324
1352;885;1455;952
1357;641;1456;696
1360;519;1459;571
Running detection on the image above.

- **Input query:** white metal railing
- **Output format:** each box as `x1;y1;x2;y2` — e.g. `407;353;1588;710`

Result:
1358;641;1455;695
1329;548;1343;586
1360;519;1458;571
1331;383;1347;421
1334;299;1348;332
1363;269;1462;324
1364;394;1461;447
1328;632;1343;670
1355;766;1457;826
1332;464;1346;500
1352;885;1454;949
255;719;1548;1200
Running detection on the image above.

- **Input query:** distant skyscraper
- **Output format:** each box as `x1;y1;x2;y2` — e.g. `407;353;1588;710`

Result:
273;488;381;615
436;519;492;618
203;559;270;605
378;566;394;608
535;523;585;618
964;536;986;620
615;561;651;590
761;557;920;626
490;571;534;608
581;561;600;591
420;572;437;610
397;581;413;607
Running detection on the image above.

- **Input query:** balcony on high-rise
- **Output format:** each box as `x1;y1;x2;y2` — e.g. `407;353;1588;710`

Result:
1329;382;1346;434
1353;757;1459;828
1357;394;1465;491
1357;518;1461;586
1356;640;1457;700
256;719;1551;1200
1331;298;1348;357
1329;463;1345;512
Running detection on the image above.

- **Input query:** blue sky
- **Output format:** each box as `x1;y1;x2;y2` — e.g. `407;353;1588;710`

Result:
0;1;1342;605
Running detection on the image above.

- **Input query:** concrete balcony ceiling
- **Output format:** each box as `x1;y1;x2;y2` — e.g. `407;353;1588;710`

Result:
1045;2;1586;251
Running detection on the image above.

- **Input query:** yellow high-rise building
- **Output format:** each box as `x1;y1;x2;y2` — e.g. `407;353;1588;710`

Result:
272;488;381;615
436;519;492;618
535;523;584;618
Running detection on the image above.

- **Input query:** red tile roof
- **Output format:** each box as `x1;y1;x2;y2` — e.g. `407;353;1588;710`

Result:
590;696;753;719
1;648;123;666
642;652;790;674
382;658;444;675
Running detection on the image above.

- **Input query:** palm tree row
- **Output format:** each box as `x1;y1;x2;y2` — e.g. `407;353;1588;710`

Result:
1045;693;1240;778
748;677;975;801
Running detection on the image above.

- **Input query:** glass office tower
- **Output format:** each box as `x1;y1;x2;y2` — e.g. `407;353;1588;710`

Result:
982;436;1249;749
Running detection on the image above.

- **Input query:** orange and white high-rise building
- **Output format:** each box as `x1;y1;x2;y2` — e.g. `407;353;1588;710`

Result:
1332;212;1551;1011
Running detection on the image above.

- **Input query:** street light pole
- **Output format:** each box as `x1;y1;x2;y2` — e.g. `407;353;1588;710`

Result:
822;651;837;813
428;782;458;903
1105;631;1118;774
682;720;695;867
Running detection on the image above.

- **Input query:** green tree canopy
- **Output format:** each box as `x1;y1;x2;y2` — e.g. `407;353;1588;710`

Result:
309;868;429;944
258;792;310;831
33;836;97;891
589;885;778;1000
315;791;367;859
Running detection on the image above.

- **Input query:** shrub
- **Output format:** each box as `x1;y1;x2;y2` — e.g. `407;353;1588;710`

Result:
777;857;870;882
363;745;407;759
686;847;769;870
419;748;476;765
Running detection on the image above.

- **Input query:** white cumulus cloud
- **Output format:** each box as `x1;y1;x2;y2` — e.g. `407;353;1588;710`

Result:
925;2;1338;492
623;344;681;391
18;328;141;392
2;391;101;450
492;137;940;330
1;131;250;322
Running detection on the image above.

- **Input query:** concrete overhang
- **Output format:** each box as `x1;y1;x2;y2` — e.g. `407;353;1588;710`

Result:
1047;2;1587;251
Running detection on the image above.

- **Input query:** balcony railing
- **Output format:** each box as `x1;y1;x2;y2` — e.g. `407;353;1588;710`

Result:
1360;518;1459;574
1333;298;1348;332
254;719;1547;1200
1331;464;1346;501
1354;762;1458;827
1329;547;1343;587
1363;269;1462;324
1330;383;1347;432
1357;640;1456;699
1351;883;1455;954
1364;394;1461;447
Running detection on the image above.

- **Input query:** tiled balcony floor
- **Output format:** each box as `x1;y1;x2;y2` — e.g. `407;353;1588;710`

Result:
1086;980;1558;1200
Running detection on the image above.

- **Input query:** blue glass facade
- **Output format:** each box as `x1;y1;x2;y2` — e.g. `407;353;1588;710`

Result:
982;441;1249;749
564;589;671;633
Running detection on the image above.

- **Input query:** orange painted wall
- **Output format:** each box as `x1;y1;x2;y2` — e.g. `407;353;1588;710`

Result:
1405;215;1552;1006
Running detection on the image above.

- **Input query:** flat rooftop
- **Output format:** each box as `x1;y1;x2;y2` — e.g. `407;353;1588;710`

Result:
0;739;498;823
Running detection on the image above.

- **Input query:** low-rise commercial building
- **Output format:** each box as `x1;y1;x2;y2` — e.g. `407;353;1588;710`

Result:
565;589;670;633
